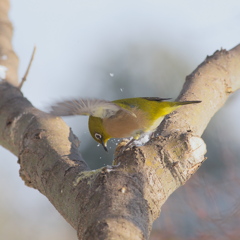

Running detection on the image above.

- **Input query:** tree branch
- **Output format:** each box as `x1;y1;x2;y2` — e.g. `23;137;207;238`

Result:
1;1;240;239
159;47;240;137
0;0;19;86
18;46;36;89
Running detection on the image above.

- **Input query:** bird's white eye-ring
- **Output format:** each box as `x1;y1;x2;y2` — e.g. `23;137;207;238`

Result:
95;133;102;140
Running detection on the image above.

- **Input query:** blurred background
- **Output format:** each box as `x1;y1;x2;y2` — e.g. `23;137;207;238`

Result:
0;0;240;239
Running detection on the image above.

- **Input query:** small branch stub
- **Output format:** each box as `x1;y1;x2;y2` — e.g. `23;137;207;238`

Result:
18;46;36;89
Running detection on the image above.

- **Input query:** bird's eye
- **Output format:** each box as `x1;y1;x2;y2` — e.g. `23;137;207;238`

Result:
95;133;102;140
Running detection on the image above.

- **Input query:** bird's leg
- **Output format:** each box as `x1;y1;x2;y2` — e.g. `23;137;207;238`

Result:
115;138;136;158
123;138;136;150
115;133;151;158
149;131;155;139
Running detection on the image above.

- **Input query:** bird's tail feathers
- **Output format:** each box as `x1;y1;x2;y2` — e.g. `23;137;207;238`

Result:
176;100;201;105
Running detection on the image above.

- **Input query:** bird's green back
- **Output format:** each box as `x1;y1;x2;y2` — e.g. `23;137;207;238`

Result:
113;97;184;122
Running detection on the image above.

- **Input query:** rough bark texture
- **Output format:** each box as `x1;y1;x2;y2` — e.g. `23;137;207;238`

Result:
1;1;240;239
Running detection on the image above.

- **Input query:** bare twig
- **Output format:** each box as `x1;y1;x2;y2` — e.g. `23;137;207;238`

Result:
18;46;36;89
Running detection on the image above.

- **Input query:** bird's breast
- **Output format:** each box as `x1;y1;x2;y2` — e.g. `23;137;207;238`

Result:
103;109;147;138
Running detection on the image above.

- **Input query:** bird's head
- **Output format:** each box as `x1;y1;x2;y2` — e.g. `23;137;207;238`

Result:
88;116;111;151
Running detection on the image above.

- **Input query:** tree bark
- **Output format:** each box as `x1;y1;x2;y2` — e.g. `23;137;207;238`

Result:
1;1;240;239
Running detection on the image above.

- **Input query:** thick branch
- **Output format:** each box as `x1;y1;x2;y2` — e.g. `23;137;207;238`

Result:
1;2;240;239
0;45;239;239
159;46;240;136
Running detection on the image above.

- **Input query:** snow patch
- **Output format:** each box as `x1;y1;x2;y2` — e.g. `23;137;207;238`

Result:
189;136;206;163
133;134;150;147
0;65;8;79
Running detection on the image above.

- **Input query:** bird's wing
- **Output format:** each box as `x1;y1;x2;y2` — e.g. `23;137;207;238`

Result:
141;97;172;102
50;98;134;119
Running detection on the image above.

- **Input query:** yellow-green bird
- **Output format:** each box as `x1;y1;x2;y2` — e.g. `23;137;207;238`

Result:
50;97;201;151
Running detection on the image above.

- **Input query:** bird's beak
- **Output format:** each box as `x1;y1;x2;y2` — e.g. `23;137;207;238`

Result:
101;139;108;152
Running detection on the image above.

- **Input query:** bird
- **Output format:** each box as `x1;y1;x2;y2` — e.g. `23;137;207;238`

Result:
50;97;201;152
